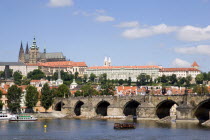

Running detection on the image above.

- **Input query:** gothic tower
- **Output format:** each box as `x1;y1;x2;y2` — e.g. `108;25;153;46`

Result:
18;42;25;63
25;42;29;54
29;37;39;64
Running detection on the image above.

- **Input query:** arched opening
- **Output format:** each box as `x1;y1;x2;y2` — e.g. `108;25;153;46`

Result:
156;100;177;119
96;101;110;116
74;101;84;116
55;101;65;111
123;100;140;116
194;99;210;123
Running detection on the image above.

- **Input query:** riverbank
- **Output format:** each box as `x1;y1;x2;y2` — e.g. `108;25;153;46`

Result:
23;111;66;119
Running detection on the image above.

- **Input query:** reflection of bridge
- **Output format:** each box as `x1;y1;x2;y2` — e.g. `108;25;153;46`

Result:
53;95;210;122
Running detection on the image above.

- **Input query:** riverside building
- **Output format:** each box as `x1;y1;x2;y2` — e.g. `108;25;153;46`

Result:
86;57;161;81
85;58;201;82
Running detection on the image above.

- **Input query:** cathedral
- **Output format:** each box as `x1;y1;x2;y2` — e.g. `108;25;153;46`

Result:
18;38;66;64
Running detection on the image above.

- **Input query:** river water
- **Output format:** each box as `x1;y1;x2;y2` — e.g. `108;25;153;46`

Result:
0;119;210;140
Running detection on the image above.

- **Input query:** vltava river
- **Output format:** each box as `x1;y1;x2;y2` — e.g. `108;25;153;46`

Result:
0;119;210;140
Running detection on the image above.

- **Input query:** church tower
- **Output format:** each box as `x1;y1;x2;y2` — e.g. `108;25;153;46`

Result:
25;42;29;54
18;42;25;63
104;57;111;66
108;57;111;66
29;37;39;64
104;57;108;66
191;61;199;69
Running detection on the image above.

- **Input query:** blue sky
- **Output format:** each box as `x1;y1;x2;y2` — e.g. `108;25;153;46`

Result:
0;0;210;71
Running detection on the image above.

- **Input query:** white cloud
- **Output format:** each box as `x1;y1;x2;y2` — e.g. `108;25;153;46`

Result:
174;45;210;55
95;15;115;22
116;21;140;28
177;25;210;41
95;9;106;14
48;0;73;7
172;58;191;68
73;10;91;16
122;24;177;39
121;23;210;41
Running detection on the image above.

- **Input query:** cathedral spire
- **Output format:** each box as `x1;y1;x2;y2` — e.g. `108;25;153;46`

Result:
18;41;25;62
25;42;29;54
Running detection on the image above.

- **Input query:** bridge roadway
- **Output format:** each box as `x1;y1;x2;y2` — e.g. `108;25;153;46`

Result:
53;95;210;122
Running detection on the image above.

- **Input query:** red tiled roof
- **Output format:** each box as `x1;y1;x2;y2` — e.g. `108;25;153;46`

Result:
0;87;7;94
88;65;161;70
36;61;87;68
191;61;199;67
160;68;200;72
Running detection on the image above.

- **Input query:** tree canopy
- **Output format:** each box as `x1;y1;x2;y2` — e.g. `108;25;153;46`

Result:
25;86;39;110
13;71;23;85
89;73;96;82
7;85;22;113
27;69;46;80
56;84;70;97
41;83;53;112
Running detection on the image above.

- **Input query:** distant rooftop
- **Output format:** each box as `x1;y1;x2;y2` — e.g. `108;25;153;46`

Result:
0;62;25;66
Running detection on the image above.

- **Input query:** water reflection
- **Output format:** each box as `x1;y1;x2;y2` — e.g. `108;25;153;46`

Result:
0;119;210;140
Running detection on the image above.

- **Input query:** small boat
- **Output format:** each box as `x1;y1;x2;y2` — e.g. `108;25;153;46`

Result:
0;113;13;120
114;123;135;129
9;115;38;121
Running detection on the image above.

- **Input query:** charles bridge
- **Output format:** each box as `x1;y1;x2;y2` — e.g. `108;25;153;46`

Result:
53;95;210;122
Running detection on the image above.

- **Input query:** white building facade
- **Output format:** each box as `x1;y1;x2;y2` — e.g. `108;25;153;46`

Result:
159;68;201;79
0;62;38;76
85;65;161;81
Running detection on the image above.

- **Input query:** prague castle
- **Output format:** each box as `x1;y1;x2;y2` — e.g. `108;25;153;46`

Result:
18;37;66;64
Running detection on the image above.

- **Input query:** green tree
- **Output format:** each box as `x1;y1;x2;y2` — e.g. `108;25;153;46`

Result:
41;83;53;112
193;85;209;94
177;77;186;86
127;77;132;86
195;74;204;84
99;73;107;84
101;83;115;95
0;71;4;78
89;73;96;82
169;74;177;85
13;71;23;85
185;75;192;87
74;90;82;97
118;79;124;85
160;75;168;83
83;74;88;83
7;85;22;113
56;84;70;97
81;83;99;97
0;90;3;110
27;69;45;80
25;86;39;112
137;74;147;85
75;72;79;80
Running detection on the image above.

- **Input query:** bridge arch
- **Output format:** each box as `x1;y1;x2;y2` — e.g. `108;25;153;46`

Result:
74;101;84;116
54;101;65;111
194;99;210;122
95;100;110;116
156;100;178;119
123;100;140;116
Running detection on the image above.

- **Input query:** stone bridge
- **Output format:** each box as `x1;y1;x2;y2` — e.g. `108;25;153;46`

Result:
53;95;210;122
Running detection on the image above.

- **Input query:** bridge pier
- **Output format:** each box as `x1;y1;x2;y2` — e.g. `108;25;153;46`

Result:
176;103;195;121
107;105;124;117
81;104;96;118
137;102;157;119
